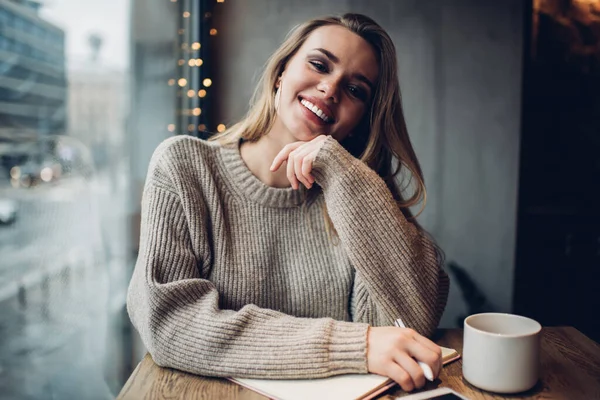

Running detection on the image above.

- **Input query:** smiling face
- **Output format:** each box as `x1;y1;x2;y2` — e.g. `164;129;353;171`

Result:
271;25;379;143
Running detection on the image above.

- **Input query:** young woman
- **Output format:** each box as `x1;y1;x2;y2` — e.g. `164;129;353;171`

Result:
127;13;449;392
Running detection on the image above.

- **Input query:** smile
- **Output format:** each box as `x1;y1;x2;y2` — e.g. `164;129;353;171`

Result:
300;99;333;123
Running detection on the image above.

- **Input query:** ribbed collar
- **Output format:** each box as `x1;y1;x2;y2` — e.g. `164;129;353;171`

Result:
218;139;307;208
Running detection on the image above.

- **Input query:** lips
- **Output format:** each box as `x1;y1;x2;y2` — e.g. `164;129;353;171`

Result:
298;96;335;124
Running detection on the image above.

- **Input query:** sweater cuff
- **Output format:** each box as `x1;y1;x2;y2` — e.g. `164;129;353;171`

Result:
312;136;361;189
327;320;370;374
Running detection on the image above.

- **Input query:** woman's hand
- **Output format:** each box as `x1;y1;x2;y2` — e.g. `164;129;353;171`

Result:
367;326;442;392
270;135;330;189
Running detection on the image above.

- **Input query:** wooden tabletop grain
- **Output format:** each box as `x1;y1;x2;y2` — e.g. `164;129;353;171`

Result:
117;327;600;400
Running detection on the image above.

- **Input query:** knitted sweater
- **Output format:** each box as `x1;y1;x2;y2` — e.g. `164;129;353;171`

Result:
126;134;449;379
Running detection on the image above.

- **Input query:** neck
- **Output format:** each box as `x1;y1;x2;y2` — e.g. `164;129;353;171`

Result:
240;123;296;188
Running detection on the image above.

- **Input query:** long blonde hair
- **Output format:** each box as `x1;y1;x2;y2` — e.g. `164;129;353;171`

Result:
211;13;431;234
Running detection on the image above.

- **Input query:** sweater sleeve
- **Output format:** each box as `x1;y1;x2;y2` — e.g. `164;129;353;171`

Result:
312;137;449;337
126;142;369;379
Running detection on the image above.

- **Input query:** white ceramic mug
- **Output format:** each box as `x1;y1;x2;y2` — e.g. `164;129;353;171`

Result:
463;313;541;393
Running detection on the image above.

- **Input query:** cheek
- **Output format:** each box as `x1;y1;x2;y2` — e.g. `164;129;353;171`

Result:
340;104;367;130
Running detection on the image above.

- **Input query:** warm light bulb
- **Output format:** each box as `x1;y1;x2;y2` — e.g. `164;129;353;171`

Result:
188;124;195;132
178;59;185;66
198;124;207;131
178;29;184;35
217;124;226;132
195;58;203;67
183;11;190;18
191;42;201;50
168;124;175;132
210;29;217;36
168;79;175;86
203;78;212;87
217;0;224;3
188;59;195;67
198;89;207;98
193;108;202;116
187;89;195;97
178;78;187;87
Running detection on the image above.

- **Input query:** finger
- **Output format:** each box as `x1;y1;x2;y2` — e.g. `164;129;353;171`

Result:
412;332;441;354
293;150;311;189
394;352;426;389
385;362;415;392
286;152;299;190
312;133;330;143
303;149;320;184
301;156;314;186
270;142;303;172
411;334;442;376
405;340;440;379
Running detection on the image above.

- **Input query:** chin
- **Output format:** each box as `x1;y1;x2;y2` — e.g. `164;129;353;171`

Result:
289;127;323;142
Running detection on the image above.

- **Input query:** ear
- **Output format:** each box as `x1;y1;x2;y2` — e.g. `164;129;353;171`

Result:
275;72;285;88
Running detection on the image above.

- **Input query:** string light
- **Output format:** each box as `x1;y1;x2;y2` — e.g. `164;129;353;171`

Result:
174;3;219;137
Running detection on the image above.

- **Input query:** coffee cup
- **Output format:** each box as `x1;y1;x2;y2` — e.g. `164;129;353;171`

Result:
462;313;541;393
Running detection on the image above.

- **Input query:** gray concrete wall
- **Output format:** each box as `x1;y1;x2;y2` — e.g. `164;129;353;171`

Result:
213;0;524;327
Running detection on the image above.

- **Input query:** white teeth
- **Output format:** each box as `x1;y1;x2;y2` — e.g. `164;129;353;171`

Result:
301;99;331;123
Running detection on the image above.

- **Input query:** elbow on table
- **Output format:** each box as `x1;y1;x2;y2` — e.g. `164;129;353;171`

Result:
126;291;172;369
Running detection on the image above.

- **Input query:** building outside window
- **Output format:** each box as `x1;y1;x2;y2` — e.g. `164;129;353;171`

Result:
0;0;223;397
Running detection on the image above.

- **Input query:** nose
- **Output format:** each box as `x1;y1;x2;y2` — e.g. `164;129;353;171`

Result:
317;77;340;103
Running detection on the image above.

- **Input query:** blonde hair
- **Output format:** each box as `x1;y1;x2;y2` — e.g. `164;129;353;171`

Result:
210;13;433;239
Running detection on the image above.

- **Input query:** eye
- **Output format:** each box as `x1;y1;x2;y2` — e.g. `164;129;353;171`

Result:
309;60;328;73
348;85;367;101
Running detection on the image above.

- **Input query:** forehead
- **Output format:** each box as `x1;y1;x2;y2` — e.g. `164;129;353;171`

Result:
299;25;379;83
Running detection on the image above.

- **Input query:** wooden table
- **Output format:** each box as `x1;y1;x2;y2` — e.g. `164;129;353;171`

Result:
117;327;600;400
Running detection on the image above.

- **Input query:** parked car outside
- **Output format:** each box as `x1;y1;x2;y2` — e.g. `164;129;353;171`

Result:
0;197;17;225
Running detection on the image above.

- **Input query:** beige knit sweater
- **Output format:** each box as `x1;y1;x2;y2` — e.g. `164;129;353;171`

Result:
127;134;449;379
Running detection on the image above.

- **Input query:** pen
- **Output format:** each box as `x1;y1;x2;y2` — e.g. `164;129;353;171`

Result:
394;318;434;382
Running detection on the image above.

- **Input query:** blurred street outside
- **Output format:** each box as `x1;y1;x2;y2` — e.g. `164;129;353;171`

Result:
0;160;132;399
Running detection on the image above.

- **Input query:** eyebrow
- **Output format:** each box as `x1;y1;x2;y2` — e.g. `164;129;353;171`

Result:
313;48;375;92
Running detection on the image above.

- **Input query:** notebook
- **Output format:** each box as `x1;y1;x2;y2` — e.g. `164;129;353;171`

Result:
230;346;460;400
